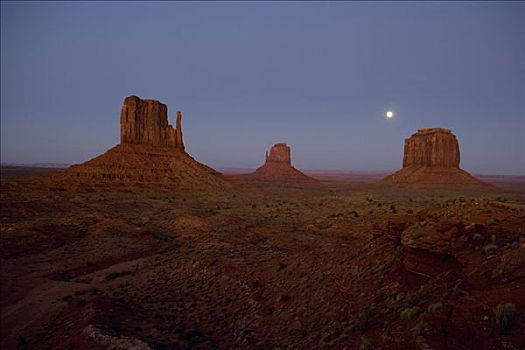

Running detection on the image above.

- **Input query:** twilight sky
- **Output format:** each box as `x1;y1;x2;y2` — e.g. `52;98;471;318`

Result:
1;1;524;174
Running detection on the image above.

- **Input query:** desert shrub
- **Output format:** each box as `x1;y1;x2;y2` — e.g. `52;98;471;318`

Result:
443;281;469;298
393;234;402;246
117;281;130;289
89;287;101;295
408;291;426;307
494;303;516;333
427;302;443;313
62;295;85;306
74;297;86;306
400;306;421;320
482;244;498;253
152;231;171;242
472;233;483;240
486;218;497;225
504;235;520;246
415;336;434;350
380;329;391;343
280;293;292;302
17;336;27;350
357;307;374;332
358;341;371;350
316;222;331;230
105;271;132;281
414;232;426;239
412;320;428;335
154;343;167;350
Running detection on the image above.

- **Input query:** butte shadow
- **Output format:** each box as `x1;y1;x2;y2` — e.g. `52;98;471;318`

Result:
46;95;229;192
382;128;487;187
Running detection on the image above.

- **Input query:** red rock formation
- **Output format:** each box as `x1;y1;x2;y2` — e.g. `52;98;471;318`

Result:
120;95;184;150
384;128;485;185
266;143;291;164
402;128;459;168
248;143;317;183
58;143;225;190
49;95;226;191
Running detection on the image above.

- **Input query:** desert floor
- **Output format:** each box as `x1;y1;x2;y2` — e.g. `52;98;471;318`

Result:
1;167;524;350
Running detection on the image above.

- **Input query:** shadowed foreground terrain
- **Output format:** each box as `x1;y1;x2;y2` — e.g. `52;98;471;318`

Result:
1;168;524;349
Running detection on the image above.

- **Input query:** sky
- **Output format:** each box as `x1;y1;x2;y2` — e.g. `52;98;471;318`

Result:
1;1;524;175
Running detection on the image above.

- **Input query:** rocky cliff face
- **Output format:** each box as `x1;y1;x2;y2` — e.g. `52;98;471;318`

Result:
50;95;226;191
120;95;184;150
248;143;317;183
384;128;485;186
402;128;460;168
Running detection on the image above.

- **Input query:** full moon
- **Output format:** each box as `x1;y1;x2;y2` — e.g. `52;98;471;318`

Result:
386;111;394;119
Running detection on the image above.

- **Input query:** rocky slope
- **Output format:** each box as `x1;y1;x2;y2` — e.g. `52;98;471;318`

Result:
54;143;226;191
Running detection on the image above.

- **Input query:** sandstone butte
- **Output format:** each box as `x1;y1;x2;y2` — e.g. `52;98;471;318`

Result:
48;95;228;191
383;128;485;186
248;143;318;183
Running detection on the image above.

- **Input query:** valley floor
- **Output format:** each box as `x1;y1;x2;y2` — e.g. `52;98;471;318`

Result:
1;169;524;349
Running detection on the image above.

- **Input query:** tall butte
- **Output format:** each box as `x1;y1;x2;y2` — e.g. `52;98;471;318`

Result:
383;128;485;185
248;143;317;183
120;95;184;150
53;95;228;191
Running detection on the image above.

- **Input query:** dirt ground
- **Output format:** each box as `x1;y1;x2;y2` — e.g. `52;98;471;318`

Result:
1;167;524;350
